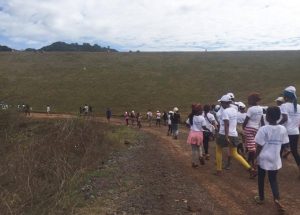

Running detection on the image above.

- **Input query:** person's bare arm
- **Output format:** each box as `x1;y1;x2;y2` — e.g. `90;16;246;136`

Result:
243;116;249;129
279;114;287;125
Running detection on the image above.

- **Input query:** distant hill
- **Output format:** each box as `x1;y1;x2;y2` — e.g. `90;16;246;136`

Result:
39;42;118;52
0;45;12;52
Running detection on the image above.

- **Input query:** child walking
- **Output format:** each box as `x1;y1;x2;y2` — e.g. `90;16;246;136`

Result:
254;106;288;212
243;93;264;167
186;104;209;167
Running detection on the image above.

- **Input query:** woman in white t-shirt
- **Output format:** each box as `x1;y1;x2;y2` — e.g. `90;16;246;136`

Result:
186;104;209;167
279;86;300;177
243;93;264;167
216;95;256;177
254;106;288;212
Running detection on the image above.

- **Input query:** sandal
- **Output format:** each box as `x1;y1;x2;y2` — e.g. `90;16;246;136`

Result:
254;196;264;205
192;163;199;168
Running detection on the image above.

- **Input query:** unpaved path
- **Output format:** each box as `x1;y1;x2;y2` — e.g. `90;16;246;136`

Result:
29;113;300;215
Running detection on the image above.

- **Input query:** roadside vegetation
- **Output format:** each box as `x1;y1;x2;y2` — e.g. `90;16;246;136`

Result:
0;111;140;214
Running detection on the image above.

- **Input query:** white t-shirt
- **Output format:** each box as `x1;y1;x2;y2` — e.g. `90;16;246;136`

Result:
230;103;239;111
219;107;238;137
167;114;172;125
237;112;246;124
203;112;216;132
255;125;289;170
216;107;224;123
190;115;206;132
156;112;161;119
280;102;300;135
246;106;263;129
46;106;50;112
147;111;153;119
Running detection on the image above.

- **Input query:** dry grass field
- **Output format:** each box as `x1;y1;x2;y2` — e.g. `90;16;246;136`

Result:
0;51;299;115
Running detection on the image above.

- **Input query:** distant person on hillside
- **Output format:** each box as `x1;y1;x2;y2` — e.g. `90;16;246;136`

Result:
156;111;161;127
46;105;51;114
171;107;181;139
136;112;142;129
162;111;168;126
130;111;136;126
186;104;209;167
167;111;173;136
146;110;153;127
84;104;89;115
215;94;256;177
279;86;300;178
106;108;112;122
89;105;93;114
124;111;129;126
203;104;218;160
24;104;30;116
254;106;288;212
243;93;264;167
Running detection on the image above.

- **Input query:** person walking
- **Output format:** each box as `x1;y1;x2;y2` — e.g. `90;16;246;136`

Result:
167;111;173;136
162;111;168;126
130;111;136;126
106;108;112;123
171;107;181;139
186;104;209;167
254;106;288;212
215;94;256;177
146;110;153;127
156;110;161;127
136;112;142;129
279;86;300;178
243;93;264;167
124;111;129;126
46;105;51;114
203;104;218;160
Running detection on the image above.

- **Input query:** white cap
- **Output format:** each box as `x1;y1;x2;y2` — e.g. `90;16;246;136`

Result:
236;101;246;108
285;86;296;94
275;97;284;102
173;107;179;112
157;110;159;113
218;95;232;102
227;92;235;100
169;111;174;114
214;105;221;111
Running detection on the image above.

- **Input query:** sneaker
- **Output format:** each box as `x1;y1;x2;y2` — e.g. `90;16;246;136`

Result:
192;163;199;168
205;154;210;160
199;157;205;165
249;168;257;179
274;199;285;212
254;196;264;205
224;163;231;170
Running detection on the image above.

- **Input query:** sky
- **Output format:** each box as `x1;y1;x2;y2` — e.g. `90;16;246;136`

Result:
1;0;300;51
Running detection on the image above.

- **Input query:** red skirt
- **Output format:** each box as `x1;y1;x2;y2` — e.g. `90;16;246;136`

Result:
187;130;204;145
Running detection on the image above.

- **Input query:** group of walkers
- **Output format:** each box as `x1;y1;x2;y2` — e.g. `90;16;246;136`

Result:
185;85;300;212
79;104;92;115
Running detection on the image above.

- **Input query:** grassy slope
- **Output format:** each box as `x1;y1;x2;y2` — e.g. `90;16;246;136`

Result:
0;51;299;114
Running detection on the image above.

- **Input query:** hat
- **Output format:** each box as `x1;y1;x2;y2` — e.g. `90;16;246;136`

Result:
236;101;246;108
214;105;221;111
173;107;179;112
285;86;296;94
169;111;174;114
157;110;160;113
218;95;231;102
227;92;235;100
275;97;284;102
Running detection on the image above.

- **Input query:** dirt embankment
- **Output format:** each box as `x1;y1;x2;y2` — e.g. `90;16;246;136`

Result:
30;113;300;215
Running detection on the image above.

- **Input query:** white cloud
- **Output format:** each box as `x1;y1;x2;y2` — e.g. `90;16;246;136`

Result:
1;0;300;50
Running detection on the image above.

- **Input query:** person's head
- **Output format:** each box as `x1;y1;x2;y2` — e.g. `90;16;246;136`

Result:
266;106;281;124
173;107;179;113
283;86;297;112
203;104;211;113
227;92;235;102
247;93;261;106
214;104;221;112
218;95;231;109
275;97;284;106
237;102;246;113
191;103;202;115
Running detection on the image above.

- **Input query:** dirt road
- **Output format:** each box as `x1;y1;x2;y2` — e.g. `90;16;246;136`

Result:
29;113;300;215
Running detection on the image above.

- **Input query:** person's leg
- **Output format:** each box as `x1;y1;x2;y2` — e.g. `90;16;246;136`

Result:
268;170;279;200
203;133;209;156
247;151;255;167
230;145;251;170
289;135;300;166
216;144;223;172
191;144;199;166
258;166;266;201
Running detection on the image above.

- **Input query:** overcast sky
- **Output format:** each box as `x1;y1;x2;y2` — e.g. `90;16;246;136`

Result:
1;0;300;51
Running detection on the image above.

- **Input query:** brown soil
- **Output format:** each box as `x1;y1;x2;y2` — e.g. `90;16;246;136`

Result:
29;113;300;215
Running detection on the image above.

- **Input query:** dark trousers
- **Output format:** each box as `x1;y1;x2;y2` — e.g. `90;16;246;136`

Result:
289;135;300;166
258;165;279;201
203;132;210;154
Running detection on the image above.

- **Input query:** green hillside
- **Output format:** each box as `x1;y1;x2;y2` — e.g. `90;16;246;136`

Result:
0;51;299;115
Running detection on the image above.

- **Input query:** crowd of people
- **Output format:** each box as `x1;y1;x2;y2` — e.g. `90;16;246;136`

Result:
119;85;299;212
